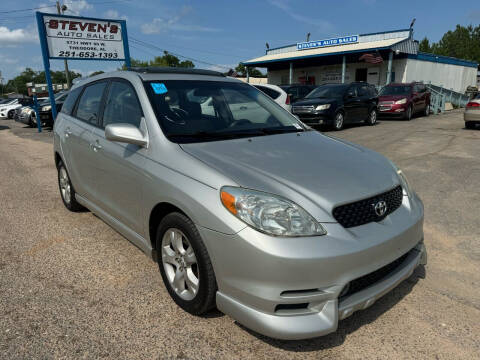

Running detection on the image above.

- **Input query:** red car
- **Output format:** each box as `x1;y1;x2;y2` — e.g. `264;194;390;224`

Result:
378;82;430;120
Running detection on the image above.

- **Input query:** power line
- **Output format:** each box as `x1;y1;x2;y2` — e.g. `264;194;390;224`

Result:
129;37;231;70
0;5;56;14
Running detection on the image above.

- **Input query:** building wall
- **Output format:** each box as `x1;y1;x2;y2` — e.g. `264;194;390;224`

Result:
404;59;477;93
267;59;408;86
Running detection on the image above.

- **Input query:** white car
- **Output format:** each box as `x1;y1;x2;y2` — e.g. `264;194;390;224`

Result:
0;99;33;119
254;84;292;112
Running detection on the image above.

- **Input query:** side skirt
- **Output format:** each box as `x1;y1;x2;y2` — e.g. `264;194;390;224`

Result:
76;194;155;261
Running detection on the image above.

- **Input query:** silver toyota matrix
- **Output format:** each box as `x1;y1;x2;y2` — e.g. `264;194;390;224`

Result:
53;68;427;340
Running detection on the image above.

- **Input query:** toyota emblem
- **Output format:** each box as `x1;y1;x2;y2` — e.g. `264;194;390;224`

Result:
374;200;388;217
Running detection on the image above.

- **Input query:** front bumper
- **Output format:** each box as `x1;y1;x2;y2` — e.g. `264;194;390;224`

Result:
200;193;425;340
378;103;408;116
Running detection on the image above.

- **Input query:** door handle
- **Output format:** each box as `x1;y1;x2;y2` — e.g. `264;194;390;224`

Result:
65;129;72;138
91;141;102;152
240;106;247;110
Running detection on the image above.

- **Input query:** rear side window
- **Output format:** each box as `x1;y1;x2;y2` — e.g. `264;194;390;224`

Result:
102;81;143;128
255;86;281;100
61;87;82;115
75;82;107;125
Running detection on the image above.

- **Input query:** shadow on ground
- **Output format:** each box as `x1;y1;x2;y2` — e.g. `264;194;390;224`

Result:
0;125;10;131
236;266;426;352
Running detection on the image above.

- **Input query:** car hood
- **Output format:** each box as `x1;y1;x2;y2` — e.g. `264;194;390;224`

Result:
180;131;400;222
293;97;339;106
379;95;410;102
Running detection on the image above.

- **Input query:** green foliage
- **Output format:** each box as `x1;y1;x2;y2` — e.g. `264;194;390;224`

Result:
418;37;431;53
4;68;81;95
234;63;265;77
89;71;105;77
122;51;195;70
420;25;480;65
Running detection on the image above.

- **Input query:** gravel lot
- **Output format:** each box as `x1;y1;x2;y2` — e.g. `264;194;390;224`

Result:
1;112;479;359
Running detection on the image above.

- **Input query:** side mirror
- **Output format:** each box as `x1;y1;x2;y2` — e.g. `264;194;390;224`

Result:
105;123;148;147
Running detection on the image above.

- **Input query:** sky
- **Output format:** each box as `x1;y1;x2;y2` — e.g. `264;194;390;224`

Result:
0;0;479;82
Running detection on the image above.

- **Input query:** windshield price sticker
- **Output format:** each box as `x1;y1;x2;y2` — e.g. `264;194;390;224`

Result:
43;15;125;60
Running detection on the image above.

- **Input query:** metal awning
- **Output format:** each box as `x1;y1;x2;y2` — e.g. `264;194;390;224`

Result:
243;37;409;67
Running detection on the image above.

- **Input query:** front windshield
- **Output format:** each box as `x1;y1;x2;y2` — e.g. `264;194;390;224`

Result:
379;86;412;96
144;80;306;143
305;85;348;99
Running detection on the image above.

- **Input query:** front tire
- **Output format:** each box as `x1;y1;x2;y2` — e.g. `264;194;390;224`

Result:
404;105;412;121
366;108;377;125
7;110;14;119
57;160;84;212
156;212;217;315
332;112;344;131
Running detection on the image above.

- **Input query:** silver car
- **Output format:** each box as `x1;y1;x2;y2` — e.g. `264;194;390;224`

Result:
53;68;426;340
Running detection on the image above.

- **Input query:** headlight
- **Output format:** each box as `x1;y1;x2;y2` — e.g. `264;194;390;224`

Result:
395;98;407;105
220;186;326;237
315;104;331;111
41;105;51;112
389;160;412;197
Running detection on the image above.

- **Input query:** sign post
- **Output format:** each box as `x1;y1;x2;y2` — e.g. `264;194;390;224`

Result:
35;12;130;132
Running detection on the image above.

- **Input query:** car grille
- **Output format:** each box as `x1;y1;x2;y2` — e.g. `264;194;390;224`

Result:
292;105;315;114
332;185;403;228
379;101;394;105
339;250;411;300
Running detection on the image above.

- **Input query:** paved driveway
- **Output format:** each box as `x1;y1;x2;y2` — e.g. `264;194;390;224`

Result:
1;112;479;359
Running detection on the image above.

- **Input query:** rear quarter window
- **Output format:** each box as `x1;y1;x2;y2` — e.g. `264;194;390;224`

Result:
61;87;82;115
255;86;281;100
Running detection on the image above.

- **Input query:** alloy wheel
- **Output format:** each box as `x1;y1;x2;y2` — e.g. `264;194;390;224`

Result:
335;113;344;130
161;228;199;301
59;167;71;204
369;110;377;124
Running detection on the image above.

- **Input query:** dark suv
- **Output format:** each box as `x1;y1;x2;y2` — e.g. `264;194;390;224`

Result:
279;84;317;103
292;82;378;130
378;82;430;120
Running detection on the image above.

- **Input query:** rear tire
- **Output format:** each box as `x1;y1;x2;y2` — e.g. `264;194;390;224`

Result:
424;105;430;117
465;121;476;129
156;212;217;315
57;160;84;212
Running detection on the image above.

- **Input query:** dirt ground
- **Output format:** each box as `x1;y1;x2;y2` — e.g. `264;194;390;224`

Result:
1;112;479;359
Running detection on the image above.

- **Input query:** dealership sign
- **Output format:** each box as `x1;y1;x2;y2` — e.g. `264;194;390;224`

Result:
41;14;127;60
35;12;131;132
297;35;359;51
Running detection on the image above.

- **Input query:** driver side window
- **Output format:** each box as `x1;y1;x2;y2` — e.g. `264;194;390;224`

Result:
347;86;357;97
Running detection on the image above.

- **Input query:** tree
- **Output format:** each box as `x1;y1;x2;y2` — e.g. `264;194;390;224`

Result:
121;51;195;70
420;25;480;65
418;37;431;53
5;68;81;95
234;63;265;77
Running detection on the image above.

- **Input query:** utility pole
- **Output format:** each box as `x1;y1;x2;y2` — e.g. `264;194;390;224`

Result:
56;1;71;89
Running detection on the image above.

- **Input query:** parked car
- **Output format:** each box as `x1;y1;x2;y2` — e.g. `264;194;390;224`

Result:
253;84;292;112
378;82;430;120
464;94;480;129
292;82;378;130
54;68;426;340
38;92;69;126
0;98;33;119
17;105;40;127
279;84;317;103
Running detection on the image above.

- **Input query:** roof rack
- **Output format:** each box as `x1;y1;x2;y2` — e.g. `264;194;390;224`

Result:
129;67;225;77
